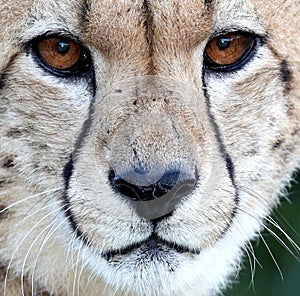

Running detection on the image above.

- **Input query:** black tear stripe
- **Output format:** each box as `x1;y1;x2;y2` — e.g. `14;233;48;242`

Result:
62;157;89;246
62;158;78;234
201;71;239;210
61;67;96;243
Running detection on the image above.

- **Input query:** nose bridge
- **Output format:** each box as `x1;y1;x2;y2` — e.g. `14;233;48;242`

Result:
102;76;205;170
91;77;206;162
110;110;194;182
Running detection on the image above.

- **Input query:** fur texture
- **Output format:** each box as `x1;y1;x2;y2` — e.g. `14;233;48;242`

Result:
0;0;299;295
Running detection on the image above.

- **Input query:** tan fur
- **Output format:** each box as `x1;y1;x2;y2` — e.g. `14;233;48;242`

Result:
0;0;299;295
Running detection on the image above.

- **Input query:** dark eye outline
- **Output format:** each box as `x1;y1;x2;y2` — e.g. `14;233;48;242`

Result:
204;31;262;72
29;34;92;78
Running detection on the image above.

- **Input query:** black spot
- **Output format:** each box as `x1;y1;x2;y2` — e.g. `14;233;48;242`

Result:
272;139;284;150
2;156;15;168
0;205;8;219
280;60;291;83
0;73;7;89
115;89;122;93
6;128;22;138
280;60;292;93
204;0;214;7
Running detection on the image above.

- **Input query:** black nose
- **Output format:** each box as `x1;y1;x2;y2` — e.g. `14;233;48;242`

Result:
109;168;197;219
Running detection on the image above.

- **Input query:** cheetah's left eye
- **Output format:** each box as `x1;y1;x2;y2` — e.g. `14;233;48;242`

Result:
31;36;91;77
204;32;259;71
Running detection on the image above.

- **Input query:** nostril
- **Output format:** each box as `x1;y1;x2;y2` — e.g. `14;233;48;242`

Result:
109;170;142;201
109;169;182;201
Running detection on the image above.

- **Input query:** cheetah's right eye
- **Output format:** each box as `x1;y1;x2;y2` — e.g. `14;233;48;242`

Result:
204;32;259;72
31;36;91;77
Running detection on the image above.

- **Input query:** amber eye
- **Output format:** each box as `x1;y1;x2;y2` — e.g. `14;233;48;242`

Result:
32;37;91;76
204;32;257;71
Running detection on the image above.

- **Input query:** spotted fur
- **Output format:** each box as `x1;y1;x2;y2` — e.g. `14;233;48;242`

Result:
0;0;299;295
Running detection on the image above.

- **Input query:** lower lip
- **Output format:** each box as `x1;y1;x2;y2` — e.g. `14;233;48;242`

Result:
101;236;200;262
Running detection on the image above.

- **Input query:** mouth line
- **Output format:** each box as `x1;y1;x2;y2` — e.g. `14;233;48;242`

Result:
101;234;201;261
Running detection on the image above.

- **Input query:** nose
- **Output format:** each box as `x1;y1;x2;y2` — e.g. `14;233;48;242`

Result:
109;169;181;201
109;167;197;220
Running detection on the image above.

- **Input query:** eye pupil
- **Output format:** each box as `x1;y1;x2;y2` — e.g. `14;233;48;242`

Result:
56;41;70;54
216;38;231;50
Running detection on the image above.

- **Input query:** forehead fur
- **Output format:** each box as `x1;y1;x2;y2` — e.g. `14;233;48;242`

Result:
0;1;298;55
0;0;299;86
252;0;300;90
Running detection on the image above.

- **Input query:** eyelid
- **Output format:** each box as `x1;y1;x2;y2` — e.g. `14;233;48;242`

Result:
20;24;82;45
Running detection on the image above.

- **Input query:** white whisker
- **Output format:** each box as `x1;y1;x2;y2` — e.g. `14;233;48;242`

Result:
72;243;82;296
0;187;62;215
215;204;260;290
77;247;88;296
272;210;300;241
21;217;59;296
261;217;300;261
3;205;63;296
30;208;72;296
238;185;300;261
259;232;283;280
16;200;61;227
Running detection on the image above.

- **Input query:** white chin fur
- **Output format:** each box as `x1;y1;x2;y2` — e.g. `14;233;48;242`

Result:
74;209;261;296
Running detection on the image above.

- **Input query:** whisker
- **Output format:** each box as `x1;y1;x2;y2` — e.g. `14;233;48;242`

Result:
272;209;300;241
258;232;283;280
76;247;88;296
223;184;299;288
237;185;272;206
237;205;297;282
16;200;61;227
65;232;79;271
72;242;83;296
0;187;62;214
261;216;300;260
237;186;300;260
215;204;261;290
21;216;60;296
3;205;63;296
30;207;73;296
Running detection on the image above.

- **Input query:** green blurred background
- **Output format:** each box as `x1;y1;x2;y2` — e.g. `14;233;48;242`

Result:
226;172;300;296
